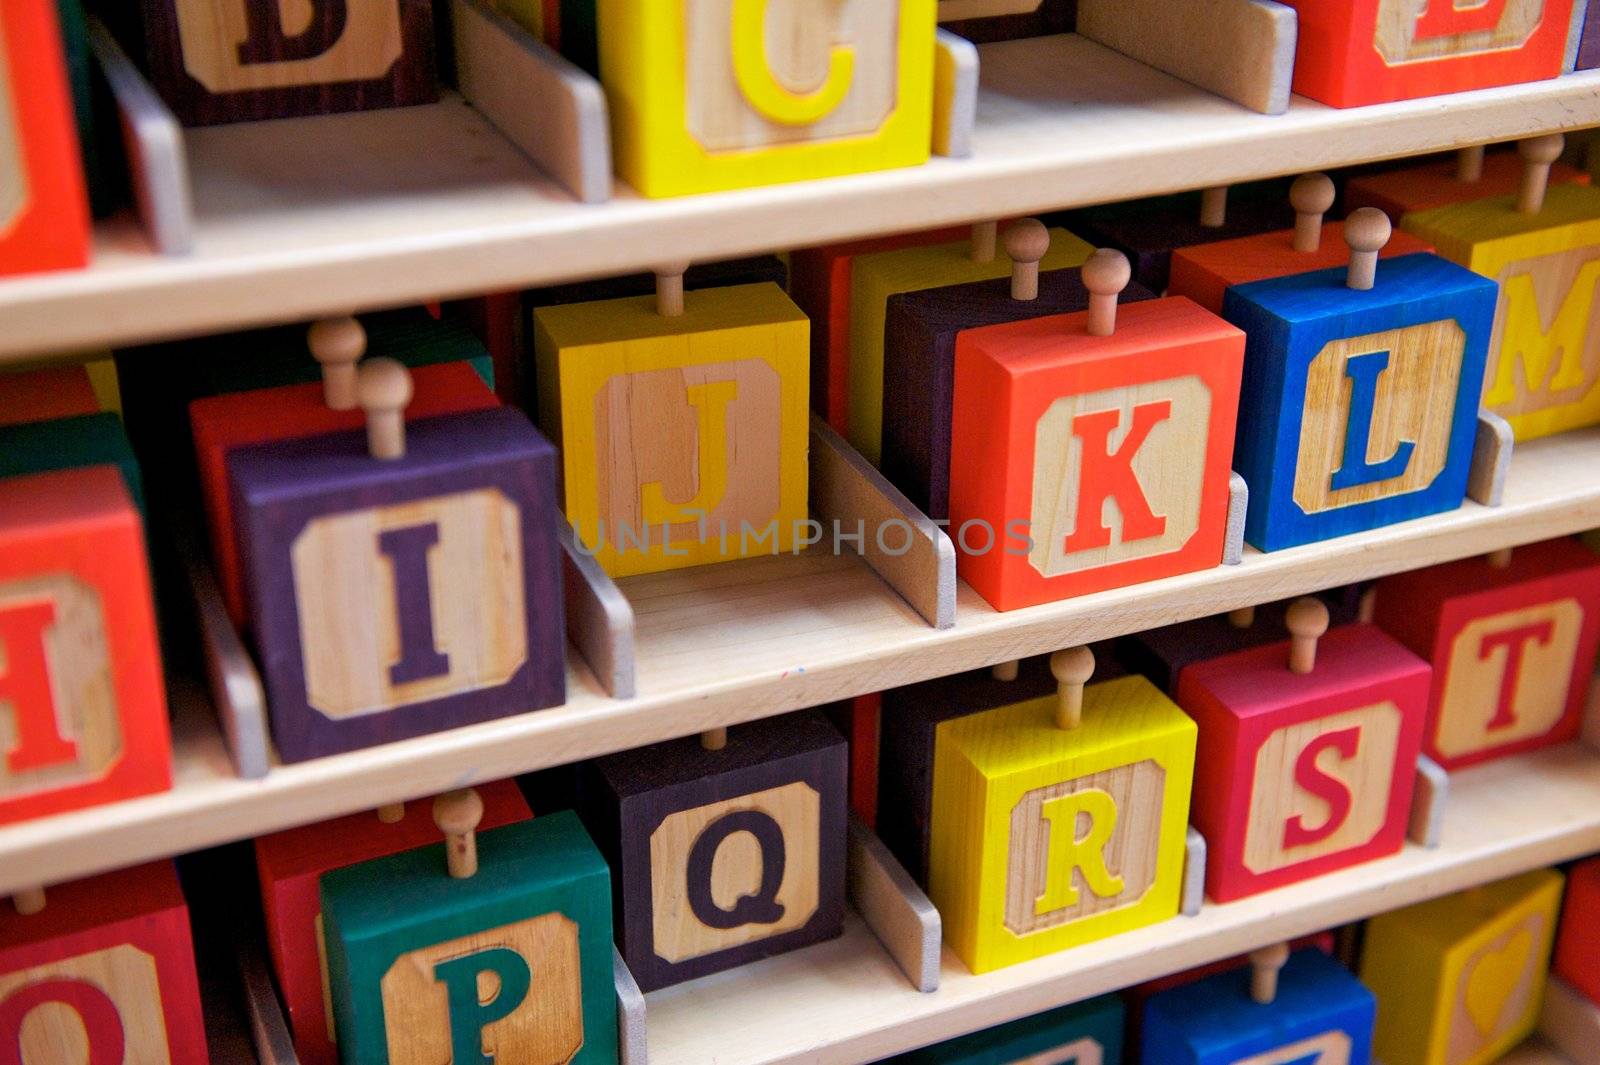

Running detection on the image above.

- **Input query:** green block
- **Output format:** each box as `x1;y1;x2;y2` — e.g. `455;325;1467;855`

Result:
889;995;1125;1063
323;811;619;1065
0;412;144;513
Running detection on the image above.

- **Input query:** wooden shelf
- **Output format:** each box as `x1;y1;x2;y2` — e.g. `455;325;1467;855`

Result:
642;744;1600;1065
2;38;1599;360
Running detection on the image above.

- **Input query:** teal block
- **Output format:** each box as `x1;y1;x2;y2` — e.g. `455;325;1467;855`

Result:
322;811;618;1065
892;995;1125;1063
0;412;145;513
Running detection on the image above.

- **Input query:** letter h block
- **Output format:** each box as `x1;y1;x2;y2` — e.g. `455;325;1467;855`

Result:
579;711;848;991
928;673;1196;974
0;862;208;1065
597;0;936;197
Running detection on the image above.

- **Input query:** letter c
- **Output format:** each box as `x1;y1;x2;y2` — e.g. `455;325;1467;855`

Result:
731;0;856;126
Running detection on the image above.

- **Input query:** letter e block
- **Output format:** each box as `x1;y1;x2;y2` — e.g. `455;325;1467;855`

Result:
580;711;848;991
1361;868;1563;1065
1554;857;1600;1009
898;993;1125;1063
928;674;1196;973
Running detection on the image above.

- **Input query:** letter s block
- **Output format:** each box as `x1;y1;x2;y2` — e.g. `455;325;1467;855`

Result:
1280;0;1576;108
928;675;1196;974
1361;869;1563;1065
579;711;847;991
597;0;936;197
229;407;564;763
0;861;207;1065
1224;254;1497;552
947;297;1245;612
1177;624;1429;903
139;0;438;125
322;811;618;1065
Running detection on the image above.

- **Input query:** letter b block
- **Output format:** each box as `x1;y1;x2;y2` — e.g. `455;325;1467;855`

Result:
928;675;1196;973
579;712;848;991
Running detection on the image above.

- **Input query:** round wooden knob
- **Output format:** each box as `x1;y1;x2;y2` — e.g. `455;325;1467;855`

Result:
655;261;690;317
377;802;405;824
308;317;366;411
1488;547;1513;570
991;659;1020;682
1006;219;1050;301
1228;605;1256;629
1050;645;1095;730
1286;597;1330;675
1290;174;1335;252
358;358;413;460
1456;144;1486;184
701;727;728;751
13;888;44;915
969;220;998;263
1250;942;1291;1005
1083;249;1132;337
434;789;485;880
1200;186;1228;228
1518;133;1564;215
1344;208;1391;292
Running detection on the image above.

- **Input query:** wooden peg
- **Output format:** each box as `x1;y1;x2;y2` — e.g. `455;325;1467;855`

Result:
433;788;484;879
701;727;728;751
1249;942;1291;1004
12;887;44;915
1005;219;1050;301
1358;586;1376;624
1290;173;1336;253
969;220;998;263
1487;546;1513;570
991;659;1020;682
1456;144;1486;184
1200;186;1228;228
1228;605;1256;629
1344;208;1391;292
1083;248;1133;337
1518;133;1565;215
655;261;690;317
308;317;366;411
377;802;405;824
1286;597;1330;675
357;357;412;460
1049;646;1095;730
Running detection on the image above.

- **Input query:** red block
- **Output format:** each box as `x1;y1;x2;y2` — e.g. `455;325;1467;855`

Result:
827;694;881;827
0;861;207;1063
1373;538;1600;771
0;367;100;428
1555;856;1600;1008
1177;622;1430;902
1345;150;1590;222
254;780;532;1065
189;360;499;628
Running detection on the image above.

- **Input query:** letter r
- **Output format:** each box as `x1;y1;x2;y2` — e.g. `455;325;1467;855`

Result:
1035;788;1125;915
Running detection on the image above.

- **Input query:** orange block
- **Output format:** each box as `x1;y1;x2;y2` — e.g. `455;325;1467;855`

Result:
1346;151;1591;222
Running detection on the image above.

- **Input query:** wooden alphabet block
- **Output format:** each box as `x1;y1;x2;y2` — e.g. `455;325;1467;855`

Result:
0;367;100;428
0;412;144;512
255;782;532;1065
1346;149;1589;223
893;994;1124;1063
533;281;810;577
1177;604;1430;902
230;385;564;763
1360;868;1564;1065
0;863;207;1065
1577;0;1600;68
0;0;90;277
322;800;618;1064
928;668;1196;973
598;0;937;198
1281;0;1576;108
1404;183;1600;441
0;466;170;826
1224;221;1497;552
579;711;848;991
1142;949;1376;1065
937;0;1076;43
138;0;439;125
1554;857;1600;1009
948;260;1245;612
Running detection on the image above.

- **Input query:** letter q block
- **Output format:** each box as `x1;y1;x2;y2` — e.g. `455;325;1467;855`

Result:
598;0;936;197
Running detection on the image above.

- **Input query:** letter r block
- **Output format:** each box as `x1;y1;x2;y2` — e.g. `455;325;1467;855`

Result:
947;296;1245;611
578;711;848;991
1177;624;1429;903
928;675;1196;973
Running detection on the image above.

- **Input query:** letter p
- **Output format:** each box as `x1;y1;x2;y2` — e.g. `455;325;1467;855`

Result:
432;947;534;1065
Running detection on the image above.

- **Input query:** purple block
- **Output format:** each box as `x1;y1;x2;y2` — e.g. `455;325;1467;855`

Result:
1579;1;1600;70
1068;191;1294;293
230;406;564;763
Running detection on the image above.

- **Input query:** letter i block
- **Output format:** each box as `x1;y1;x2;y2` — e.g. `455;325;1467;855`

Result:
1224;217;1497;552
1404;182;1600;441
1142;949;1375;1065
0;466;170;827
323;802;619;1064
138;0;438;125
929;667;1196;974
1361;868;1564;1065
1373;539;1600;771
0;862;208;1064
533;281;810;577
255;780;532;1065
1554;857;1600;1008
579;711;848;991
597;0;936;198
896;994;1125;1063
1177;604;1429;902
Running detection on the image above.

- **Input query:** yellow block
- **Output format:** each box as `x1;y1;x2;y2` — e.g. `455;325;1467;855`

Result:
598;0;937;198
847;227;1093;463
533;282;810;577
1360;868;1564;1065
1403;184;1600;441
928;674;1197;974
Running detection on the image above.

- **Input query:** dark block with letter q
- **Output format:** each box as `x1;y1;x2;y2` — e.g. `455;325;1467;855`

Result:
579;711;848;991
230;407;564;763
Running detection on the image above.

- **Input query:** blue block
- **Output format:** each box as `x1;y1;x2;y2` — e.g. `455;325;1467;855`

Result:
1141;949;1374;1065
893;994;1124;1063
1223;253;1496;552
